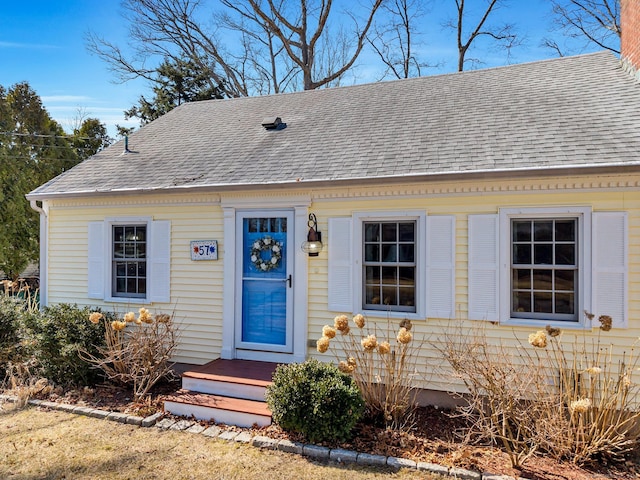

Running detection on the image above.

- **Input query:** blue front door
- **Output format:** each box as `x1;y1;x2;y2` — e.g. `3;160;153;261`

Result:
236;212;293;353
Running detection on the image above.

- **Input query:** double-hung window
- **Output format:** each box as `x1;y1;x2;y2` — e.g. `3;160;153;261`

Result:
471;208;628;328
495;207;591;326
112;225;147;298
468;206;596;326
328;211;454;320
363;221;416;312
87;218;170;304
511;218;577;321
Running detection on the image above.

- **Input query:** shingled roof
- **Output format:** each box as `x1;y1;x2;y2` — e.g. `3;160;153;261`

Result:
28;51;640;200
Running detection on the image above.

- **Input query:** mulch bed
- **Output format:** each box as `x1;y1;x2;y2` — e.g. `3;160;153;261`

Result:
33;382;640;480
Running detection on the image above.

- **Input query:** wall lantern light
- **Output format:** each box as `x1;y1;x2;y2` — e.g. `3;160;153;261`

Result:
301;213;323;257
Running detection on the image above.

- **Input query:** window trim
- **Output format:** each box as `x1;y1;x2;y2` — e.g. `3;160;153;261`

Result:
498;207;591;328
353;211;426;320
104;216;152;303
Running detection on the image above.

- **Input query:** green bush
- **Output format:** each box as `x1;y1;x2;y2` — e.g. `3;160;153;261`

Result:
20;304;112;386
265;359;364;443
0;295;25;378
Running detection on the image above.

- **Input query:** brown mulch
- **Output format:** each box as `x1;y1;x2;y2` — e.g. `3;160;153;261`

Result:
33;383;640;480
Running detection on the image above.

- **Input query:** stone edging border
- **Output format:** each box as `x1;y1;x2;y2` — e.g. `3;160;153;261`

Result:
0;395;517;480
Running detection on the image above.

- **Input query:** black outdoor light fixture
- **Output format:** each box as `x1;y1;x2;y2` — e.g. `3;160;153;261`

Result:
301;213;323;257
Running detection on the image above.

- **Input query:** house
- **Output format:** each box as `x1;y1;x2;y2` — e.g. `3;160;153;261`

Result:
27;1;640;415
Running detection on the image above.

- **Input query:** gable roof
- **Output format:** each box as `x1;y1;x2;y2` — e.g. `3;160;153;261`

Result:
28;51;640;200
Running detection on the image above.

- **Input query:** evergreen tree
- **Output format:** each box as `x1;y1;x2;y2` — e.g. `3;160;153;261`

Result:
0;82;107;279
125;57;225;125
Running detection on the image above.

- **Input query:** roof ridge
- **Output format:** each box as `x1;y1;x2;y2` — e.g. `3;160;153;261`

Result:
177;50;617;107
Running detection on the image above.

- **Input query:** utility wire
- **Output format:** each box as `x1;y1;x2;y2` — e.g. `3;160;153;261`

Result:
0;131;116;142
0;143;103;151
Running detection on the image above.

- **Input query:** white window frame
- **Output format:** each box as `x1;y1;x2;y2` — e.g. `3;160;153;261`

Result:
498;207;592;328
353;211;426;320
105;216;153;303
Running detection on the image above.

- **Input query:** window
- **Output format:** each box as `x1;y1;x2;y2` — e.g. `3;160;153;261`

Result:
329;212;452;319
511;219;577;321
362;221;416;313
88;218;170;303
490;206;592;327
112;225;147;298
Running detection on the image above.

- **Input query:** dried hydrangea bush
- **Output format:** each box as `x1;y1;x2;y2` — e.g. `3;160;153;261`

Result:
316;314;425;430
81;308;177;401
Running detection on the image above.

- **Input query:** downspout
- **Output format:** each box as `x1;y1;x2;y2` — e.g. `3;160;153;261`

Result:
29;200;48;309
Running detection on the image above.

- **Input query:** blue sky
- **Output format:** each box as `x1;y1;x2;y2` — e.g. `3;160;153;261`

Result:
0;1;611;139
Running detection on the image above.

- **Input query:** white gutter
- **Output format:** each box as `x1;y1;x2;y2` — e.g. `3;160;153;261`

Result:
29;200;48;309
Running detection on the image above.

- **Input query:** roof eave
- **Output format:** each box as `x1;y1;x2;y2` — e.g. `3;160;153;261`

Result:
26;161;640;202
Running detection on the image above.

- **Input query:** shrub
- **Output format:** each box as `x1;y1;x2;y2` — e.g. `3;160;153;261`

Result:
80;308;178;401
20;304;111;386
0;295;25;379
316;314;423;429
266;359;364;443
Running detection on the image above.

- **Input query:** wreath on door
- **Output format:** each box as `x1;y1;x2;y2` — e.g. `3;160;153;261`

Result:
250;236;282;271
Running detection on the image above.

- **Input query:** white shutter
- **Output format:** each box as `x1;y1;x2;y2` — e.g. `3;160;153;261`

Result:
149;220;171;303
328;217;353;312
592;212;627;328
468;214;499;321
426;215;455;318
87;222;105;299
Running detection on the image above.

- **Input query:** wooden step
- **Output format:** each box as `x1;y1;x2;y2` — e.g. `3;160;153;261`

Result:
163;390;272;428
182;359;276;386
180;359;277;402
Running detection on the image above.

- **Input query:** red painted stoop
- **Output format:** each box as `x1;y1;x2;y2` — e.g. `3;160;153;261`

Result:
163;359;278;428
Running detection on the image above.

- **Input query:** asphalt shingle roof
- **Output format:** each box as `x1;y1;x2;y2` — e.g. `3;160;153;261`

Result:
28;51;640;199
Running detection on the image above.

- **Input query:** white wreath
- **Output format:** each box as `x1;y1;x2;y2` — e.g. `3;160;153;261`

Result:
250;236;282;271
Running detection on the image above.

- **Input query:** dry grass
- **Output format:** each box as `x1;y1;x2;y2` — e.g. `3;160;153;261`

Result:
0;407;444;480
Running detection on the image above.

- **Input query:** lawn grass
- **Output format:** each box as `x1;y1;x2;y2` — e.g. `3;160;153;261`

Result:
0;406;445;480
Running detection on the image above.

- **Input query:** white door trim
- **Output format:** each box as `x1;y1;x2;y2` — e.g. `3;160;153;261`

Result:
221;205;309;363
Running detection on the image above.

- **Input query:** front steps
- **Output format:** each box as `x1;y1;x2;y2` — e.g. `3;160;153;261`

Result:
163;359;277;428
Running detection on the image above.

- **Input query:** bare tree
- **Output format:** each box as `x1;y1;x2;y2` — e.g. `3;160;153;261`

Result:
86;0;384;96
237;0;383;90
542;0;620;56
86;0;251;98
217;0;298;95
448;0;519;71
368;0;435;79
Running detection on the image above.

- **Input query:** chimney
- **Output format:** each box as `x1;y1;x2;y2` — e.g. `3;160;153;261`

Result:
621;0;640;81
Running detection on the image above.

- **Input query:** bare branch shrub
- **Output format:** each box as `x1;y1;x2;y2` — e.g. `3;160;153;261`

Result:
1;362;53;410
437;324;545;467
80;308;178;402
437;314;640;467
316;314;425;430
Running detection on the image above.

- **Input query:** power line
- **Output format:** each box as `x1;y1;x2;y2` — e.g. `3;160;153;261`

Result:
1;155;87;163
0;131;115;142
0;143;103;151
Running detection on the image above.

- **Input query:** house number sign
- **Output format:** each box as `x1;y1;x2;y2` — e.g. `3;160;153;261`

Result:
191;240;218;260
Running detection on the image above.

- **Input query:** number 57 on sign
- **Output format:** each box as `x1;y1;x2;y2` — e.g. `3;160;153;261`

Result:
190;240;218;260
